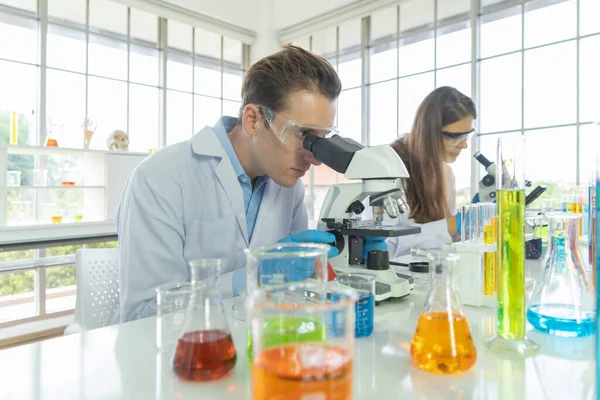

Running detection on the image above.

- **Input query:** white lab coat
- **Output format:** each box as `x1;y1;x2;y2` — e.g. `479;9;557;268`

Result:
364;164;457;258
114;125;307;322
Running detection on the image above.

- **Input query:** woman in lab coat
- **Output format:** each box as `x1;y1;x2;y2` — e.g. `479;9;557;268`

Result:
369;86;476;258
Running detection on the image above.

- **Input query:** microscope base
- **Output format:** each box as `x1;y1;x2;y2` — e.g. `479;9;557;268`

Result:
333;265;412;303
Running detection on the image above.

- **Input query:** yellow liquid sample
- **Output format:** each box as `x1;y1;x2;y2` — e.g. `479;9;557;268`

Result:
410;312;477;374
484;217;497;295
496;189;526;340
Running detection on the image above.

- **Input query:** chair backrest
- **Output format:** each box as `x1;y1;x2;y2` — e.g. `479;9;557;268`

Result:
73;248;120;331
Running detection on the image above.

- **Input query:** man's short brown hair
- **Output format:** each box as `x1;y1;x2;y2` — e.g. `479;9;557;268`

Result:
238;45;341;119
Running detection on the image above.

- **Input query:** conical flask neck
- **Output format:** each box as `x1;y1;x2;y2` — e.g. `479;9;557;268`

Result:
424;256;462;315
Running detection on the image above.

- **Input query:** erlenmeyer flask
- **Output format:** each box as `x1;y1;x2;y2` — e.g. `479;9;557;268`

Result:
527;212;595;337
410;252;477;374
172;259;237;381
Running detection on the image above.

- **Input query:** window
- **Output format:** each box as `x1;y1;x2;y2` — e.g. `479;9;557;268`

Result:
288;0;597;215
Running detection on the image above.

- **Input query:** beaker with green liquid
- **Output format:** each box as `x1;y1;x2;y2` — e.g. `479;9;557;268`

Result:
243;242;331;359
484;136;539;356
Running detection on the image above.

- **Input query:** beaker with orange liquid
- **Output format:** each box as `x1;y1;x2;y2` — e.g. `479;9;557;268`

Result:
410;252;477;374
247;282;357;400
172;259;237;382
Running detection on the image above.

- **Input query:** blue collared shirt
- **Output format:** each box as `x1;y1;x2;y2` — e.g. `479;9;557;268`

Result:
214;117;268;296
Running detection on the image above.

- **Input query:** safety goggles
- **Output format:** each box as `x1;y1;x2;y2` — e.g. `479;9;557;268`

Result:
257;105;338;151
442;127;476;146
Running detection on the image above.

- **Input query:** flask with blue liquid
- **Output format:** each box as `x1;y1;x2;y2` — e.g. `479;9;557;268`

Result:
527;212;596;337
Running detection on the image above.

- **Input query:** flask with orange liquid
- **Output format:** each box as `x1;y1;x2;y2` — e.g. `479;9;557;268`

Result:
410;252;477;374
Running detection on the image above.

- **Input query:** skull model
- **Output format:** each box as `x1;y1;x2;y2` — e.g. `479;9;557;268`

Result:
107;130;129;151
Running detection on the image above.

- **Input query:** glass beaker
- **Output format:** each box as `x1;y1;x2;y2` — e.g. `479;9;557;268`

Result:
527;212;595;337
244;242;331;359
334;273;375;338
172;259;237;382
484;136;539;355
156;282;193;350
410;252;477;374
247;282;357;399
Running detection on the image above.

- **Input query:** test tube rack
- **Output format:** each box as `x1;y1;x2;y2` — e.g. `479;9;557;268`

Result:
454;241;497;308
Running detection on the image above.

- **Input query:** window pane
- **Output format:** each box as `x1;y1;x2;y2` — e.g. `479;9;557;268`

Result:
0;14;37;64
130;44;159;86
194;95;221;133
47;24;86;73
436;64;471;99
524;42;576;128
581;0;600;36
338;53;361;90
400;0;434;32
130;8;157;44
223;100;240;119
223;70;242;101
129;84;159;152
312;27;337;57
46;265;76;313
223;37;241;65
437;0;470;22
525;0;576;49
292;36;310;50
167;56;193;92
194;27;221;59
369;80;397;146
580;36;600;123
167;90;192;145
480;53;521;133
88;35;127;80
371;6;397;42
0;270;36;323
0;60;37;145
525;127;577;205
480;7;522;59
436;23;471;68
481;0;520;11
399;33;434;76
89;0;127;36
337;88;361;144
46;69;85;143
48;0;85;24
339;19;361;51
398;72;434;134
88;77;127;150
194;63;221;97
478;132;522;166
370;45;397;84
168;20;192;52
580;124;600;181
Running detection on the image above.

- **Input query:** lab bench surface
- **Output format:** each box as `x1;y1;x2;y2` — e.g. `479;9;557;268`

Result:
0;261;594;400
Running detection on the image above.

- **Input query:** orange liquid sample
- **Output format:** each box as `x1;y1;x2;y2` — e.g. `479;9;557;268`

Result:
45;138;58;147
173;329;237;382
51;216;62;224
410;312;477;374
253;344;352;400
61;181;76;186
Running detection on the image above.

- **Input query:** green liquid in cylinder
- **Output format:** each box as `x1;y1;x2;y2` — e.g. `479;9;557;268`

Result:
246;316;326;361
496;189;527;340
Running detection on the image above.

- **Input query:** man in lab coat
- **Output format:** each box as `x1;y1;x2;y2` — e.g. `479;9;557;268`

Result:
114;45;341;322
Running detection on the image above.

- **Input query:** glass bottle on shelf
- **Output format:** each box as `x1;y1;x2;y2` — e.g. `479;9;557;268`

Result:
527;212;595;337
172;259;237;382
410;252;477;374
44;121;59;147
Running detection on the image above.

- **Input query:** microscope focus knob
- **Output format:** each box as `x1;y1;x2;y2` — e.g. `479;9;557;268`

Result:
346;200;365;215
481;174;495;187
366;250;390;271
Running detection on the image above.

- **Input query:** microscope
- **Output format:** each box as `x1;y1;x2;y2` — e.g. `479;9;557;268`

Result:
303;132;421;303
474;151;547;205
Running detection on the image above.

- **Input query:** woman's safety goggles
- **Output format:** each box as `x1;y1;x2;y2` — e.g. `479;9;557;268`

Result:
442;127;476;146
257;105;338;151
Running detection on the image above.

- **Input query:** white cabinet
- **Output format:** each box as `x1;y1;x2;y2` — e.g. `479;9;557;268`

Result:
0;144;147;243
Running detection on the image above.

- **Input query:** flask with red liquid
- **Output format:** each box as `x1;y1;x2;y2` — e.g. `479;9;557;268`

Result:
172;259;237;382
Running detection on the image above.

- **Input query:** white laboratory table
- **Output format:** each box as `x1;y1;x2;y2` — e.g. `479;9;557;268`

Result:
0;260;595;400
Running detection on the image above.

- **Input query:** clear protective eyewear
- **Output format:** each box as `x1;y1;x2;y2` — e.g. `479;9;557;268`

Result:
257;105;338;151
442;127;476;146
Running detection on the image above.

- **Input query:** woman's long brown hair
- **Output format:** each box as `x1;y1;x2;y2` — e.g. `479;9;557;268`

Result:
391;86;476;223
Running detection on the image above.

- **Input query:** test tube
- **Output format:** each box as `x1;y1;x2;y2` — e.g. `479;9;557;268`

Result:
471;204;480;242
461;204;471;242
